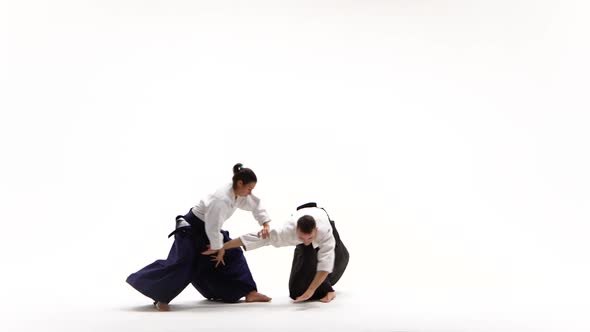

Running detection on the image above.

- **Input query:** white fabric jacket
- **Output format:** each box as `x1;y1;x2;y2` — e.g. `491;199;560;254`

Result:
192;183;271;250
240;207;336;273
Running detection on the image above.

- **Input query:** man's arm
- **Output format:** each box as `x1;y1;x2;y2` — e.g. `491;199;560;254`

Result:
200;238;245;268
201;237;244;255
223;237;244;250
293;271;330;303
294;228;336;302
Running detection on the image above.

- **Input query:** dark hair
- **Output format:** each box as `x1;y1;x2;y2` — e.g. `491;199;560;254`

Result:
232;163;257;189
297;215;316;234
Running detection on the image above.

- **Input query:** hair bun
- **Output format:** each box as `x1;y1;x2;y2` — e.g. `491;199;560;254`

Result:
233;163;244;174
231;163;257;187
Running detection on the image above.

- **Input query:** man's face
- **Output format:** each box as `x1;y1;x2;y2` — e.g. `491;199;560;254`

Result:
296;228;317;245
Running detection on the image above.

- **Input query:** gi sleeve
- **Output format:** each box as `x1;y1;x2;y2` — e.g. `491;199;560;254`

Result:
241;195;271;226
204;199;227;250
240;222;298;251
316;230;336;273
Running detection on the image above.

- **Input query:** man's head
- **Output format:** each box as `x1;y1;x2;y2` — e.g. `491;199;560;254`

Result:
296;215;317;245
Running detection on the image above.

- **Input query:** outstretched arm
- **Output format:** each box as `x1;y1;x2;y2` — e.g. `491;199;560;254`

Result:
201;237;244;255
201;238;245;268
223;237;244;250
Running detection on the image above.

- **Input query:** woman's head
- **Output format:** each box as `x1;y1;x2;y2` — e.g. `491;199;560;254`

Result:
232;163;257;196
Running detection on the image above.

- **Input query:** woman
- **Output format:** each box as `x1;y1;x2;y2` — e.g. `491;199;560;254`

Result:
126;163;272;311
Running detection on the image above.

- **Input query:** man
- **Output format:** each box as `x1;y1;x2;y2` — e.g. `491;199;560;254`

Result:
206;202;349;303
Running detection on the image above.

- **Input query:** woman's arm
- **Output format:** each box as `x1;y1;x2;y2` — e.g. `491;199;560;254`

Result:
243;195;272;238
203;200;227;250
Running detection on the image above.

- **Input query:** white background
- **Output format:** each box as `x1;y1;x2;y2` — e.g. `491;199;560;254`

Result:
1;1;589;331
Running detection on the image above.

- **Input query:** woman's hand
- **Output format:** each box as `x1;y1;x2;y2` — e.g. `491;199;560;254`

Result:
259;222;270;239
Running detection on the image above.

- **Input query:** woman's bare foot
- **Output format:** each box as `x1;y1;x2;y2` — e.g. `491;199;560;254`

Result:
154;301;170;311
245;291;272;302
319;291;336;303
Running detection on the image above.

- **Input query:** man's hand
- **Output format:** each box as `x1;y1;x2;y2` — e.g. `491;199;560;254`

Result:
210;248;225;268
201;245;225;268
293;289;314;303
201;245;217;255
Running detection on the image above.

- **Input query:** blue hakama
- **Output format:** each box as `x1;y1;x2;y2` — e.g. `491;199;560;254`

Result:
126;210;257;303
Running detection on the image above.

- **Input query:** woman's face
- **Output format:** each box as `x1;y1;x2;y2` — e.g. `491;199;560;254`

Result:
235;181;256;197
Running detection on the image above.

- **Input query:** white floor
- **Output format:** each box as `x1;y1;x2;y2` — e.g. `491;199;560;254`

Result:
3;260;589;332
4;285;589;332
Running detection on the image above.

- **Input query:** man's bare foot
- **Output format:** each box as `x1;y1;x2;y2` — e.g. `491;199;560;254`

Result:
154;301;170;311
245;291;272;302
319;291;336;303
